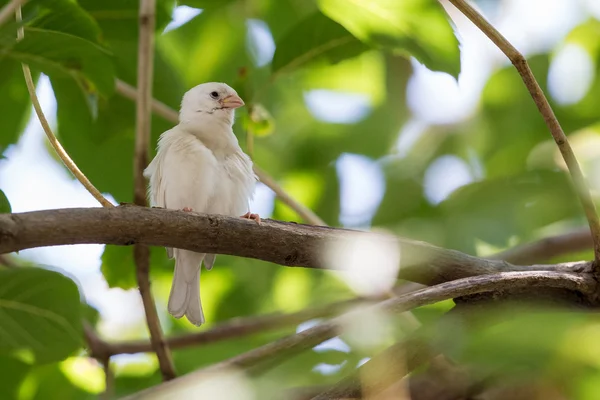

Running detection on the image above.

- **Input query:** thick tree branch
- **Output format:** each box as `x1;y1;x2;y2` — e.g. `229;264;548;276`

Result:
446;0;600;265
132;0;175;381
0;207;592;285
123;271;595;399
114;79;326;226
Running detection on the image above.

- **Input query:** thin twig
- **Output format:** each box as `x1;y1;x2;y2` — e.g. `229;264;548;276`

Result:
82;323;114;399
14;9;114;208
103;297;364;355
133;0;175;381
0;0;26;28
123;270;594;399
445;0;600;265
114;79;326;226
490;227;592;264
101;359;115;400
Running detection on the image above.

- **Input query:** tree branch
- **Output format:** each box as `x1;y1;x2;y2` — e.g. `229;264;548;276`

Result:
103;297;364;356
445;0;600;265
0;207;592;285
123;271;595;399
14;8;113;208
132;0;175;381
114;79;326;226
490;228;592;265
0;0;25;28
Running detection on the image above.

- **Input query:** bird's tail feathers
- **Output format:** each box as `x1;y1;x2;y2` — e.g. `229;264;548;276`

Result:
168;250;205;326
204;254;216;270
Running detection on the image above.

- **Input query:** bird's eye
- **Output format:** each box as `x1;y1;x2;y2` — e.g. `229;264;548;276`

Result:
210;91;219;99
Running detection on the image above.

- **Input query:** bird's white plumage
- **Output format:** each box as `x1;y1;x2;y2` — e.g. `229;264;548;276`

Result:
144;82;256;326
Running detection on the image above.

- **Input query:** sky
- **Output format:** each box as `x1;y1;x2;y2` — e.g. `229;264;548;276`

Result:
0;0;598;380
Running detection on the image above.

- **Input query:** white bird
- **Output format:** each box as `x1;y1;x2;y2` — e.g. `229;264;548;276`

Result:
144;82;259;326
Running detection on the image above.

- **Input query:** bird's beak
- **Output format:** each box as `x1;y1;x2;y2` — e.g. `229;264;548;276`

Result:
221;94;245;109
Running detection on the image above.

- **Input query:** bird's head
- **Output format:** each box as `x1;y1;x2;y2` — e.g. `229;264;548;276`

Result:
179;82;245;128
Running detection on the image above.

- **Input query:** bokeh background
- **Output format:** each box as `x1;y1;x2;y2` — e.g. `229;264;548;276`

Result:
3;0;600;398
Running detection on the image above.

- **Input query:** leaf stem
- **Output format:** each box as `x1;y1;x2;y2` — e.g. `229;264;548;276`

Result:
445;0;600;266
132;0;176;381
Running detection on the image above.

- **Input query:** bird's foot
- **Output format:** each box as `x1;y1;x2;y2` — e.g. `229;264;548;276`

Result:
182;207;193;212
240;212;261;225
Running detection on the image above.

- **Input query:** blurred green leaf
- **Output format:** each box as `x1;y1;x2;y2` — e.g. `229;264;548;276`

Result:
271;12;369;75
0;355;30;399
80;0;174;38
101;245;137;289
0;59;34;152
440;170;581;253
0;268;82;364
101;245;173;289
31;0;102;43
179;0;235;8
1;27;115;96
0;189;10;213
317;0;460;77
24;363;95;400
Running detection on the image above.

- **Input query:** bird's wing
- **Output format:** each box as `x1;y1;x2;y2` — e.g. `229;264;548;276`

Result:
146;128;219;259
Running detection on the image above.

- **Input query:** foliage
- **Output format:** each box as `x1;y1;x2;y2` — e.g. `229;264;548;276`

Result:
1;0;600;398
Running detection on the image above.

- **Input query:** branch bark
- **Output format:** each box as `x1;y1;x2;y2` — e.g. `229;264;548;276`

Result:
1;207;592;285
0;0;26;28
132;0;175;381
123;270;595;399
114;79;326;226
445;0;600;265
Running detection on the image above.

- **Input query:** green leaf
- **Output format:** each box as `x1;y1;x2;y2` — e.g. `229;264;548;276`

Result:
439;170;581;253
31;0;103;43
80;0;175;38
0;268;83;364
25;363;95;400
317;0;460;77
0;189;11;213
1;27;115;96
0;59;34;152
179;0;235;8
101;246;136;289
0;355;30;399
271;12;369;75
101;245;173;289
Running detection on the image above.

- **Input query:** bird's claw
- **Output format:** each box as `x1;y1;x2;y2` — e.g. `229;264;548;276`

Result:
182;207;193;212
241;212;261;225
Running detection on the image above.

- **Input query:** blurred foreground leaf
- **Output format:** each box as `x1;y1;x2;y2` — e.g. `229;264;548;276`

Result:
1;28;115;96
272;12;369;75
0;189;10;213
0;268;82;364
317;0;460;77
